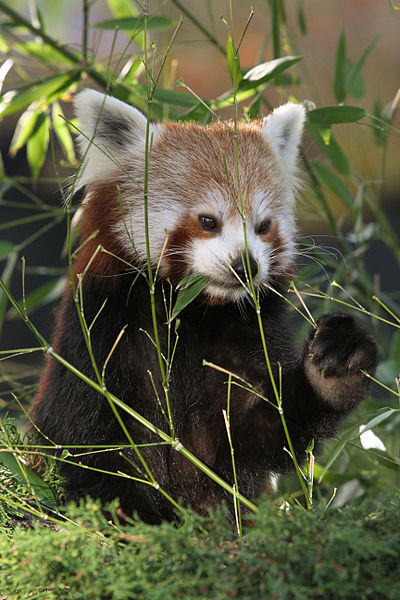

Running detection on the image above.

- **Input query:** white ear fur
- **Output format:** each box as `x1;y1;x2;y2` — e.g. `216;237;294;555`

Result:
262;102;305;179
73;89;150;186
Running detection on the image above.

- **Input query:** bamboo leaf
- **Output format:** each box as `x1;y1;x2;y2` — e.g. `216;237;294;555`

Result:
0;32;10;54
345;59;365;99
313;163;353;208
307;123;350;175
150;86;200;108
308;105;366;124
297;0;307;34
0;451;58;508
240;55;303;90
171;275;208;320
313;463;357;485
226;35;242;87
9;105;41;157
333;31;347;102
0;70;81;118
27;112;50;180
318;423;360;481
52;102;75;163
0;57;13;93
13;40;71;64
345;36;380;97
118;56;143;84
359;408;399;435
93;16;175;31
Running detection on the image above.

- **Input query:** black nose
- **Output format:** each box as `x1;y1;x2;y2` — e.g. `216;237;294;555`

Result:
231;254;258;280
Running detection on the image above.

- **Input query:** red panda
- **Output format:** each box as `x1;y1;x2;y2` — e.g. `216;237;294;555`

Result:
30;90;377;523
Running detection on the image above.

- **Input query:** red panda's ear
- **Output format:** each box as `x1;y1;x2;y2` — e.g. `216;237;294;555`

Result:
73;89;151;186
261;103;305;180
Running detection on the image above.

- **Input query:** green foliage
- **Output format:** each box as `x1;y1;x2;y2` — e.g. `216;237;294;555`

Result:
171;274;208;321
0;416;62;536
0;494;400;599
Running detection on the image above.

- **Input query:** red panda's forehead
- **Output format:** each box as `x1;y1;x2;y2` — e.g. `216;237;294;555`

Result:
150;120;281;213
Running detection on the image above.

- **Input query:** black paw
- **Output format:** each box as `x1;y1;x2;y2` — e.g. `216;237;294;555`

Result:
306;313;377;378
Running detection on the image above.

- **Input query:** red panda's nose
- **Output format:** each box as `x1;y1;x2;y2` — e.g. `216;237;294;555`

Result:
231;254;258;281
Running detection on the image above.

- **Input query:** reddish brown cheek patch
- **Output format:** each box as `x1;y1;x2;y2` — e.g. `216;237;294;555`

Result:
73;181;139;280
164;215;214;283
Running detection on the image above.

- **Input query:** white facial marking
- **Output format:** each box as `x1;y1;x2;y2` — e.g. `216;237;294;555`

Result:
186;186;295;302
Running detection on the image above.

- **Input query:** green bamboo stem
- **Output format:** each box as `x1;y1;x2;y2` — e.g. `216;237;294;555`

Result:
142;3;175;438
226;4;311;508
0;274;258;514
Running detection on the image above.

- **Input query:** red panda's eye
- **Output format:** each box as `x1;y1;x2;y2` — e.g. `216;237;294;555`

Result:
256;219;271;235
199;215;218;232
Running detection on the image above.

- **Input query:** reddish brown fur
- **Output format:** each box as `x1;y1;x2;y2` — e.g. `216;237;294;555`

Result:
165;215;215;282
74;182;138;278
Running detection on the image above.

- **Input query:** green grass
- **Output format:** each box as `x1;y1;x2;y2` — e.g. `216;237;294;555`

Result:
1;494;399;600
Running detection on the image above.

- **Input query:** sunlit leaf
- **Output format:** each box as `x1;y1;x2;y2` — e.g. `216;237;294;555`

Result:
313;463;357;485
241;55;303;90
118;56;143;84
214;87;260;110
52;102;75;163
9;105;40;157
13;40;71;64
0;32;10;54
0;57;13;94
319;126;332;145
0;70;81;118
307;105;366;124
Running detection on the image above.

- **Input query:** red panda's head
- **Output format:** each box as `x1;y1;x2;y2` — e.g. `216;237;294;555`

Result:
73;90;305;303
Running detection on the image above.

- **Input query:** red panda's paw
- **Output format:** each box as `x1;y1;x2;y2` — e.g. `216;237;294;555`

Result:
302;313;378;411
306;313;377;379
